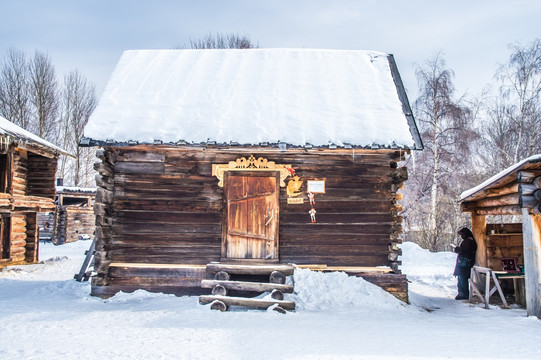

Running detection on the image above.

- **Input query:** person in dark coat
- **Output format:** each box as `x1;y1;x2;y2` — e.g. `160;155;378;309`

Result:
453;227;477;300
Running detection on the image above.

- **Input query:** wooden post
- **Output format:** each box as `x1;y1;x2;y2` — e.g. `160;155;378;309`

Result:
522;209;541;318
471;213;487;267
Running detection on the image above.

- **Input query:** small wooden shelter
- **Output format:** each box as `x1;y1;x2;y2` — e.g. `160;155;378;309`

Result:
0;116;70;268
82;49;423;305
460;154;541;317
52;186;96;244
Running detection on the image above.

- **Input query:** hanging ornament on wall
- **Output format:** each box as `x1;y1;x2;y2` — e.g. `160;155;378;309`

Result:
309;207;317;223
308;191;315;206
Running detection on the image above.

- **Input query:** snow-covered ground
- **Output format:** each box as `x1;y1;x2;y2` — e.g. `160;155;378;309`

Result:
1;241;540;360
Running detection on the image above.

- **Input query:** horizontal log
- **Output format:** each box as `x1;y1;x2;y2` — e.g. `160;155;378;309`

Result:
115;211;221;225
519;183;539;196
279;234;394;246
280;212;393;224
109;264;206;278
517;170;540;183
474;205;522;216
280;223;393;236
109;276;203;287
112;222;221;235
111;255;220;264
201;279;294;293
519;195;537;209
280;254;388;267
199;295;295;311
474;193;520;208
115;161;165;175
206;262;295;276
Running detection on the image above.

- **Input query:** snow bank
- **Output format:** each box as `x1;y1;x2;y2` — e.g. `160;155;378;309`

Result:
290;268;412;312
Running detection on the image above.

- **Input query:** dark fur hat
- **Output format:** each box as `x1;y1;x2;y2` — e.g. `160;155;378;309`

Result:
458;227;473;239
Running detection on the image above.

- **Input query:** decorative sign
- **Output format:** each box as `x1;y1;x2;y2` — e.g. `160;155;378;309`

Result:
287;175;303;197
307;180;326;193
212;155;291;187
287;198;304;204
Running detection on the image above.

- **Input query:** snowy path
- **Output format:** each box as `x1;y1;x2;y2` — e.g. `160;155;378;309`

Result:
0;241;540;359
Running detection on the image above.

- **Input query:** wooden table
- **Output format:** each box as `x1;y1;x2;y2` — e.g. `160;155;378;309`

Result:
469;266;525;309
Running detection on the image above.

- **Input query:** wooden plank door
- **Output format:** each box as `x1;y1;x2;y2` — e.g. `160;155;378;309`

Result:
223;172;279;261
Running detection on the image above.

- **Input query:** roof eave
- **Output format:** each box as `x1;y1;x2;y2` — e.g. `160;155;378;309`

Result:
387;54;423;151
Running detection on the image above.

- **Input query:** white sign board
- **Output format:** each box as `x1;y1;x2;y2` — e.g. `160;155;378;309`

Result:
307;180;325;193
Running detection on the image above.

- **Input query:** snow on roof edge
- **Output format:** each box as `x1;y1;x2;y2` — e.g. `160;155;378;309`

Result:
460;154;541;201
0;116;72;157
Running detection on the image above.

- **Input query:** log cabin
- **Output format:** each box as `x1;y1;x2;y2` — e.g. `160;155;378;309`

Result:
51;186;96;244
460;154;541;318
81;49;423;307
0;116;71;268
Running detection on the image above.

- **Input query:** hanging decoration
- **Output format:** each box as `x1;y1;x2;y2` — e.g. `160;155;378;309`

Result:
309;207;317;223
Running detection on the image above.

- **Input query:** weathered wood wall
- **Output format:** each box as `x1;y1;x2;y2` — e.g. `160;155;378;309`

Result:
0;146;57;268
93;146;407;298
53;206;95;244
26;153;57;199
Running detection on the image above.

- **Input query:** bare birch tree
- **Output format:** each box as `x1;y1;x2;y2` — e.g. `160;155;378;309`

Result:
29;51;59;142
404;53;477;251
59;70;97;187
0;48;31;129
482;39;541;171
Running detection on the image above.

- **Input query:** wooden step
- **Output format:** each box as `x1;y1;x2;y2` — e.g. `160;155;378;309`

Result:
199;295;296;311
206;262;295;276
201;279;294;293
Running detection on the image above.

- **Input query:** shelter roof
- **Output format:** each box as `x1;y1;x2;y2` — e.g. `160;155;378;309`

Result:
83;48;422;150
460;154;541;203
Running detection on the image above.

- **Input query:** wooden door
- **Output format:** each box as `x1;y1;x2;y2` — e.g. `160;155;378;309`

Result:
223;172;279;261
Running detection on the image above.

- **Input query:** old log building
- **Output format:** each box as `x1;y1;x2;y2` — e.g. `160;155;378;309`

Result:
82;49;423;305
52;186;96;244
0;116;70;268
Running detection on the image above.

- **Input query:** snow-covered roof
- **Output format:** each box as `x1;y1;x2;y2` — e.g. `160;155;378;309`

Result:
56;186;97;194
460;154;541;201
0;116;71;156
84;49;422;149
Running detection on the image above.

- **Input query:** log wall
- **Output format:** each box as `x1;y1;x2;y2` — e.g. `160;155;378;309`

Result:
0;146;58;268
92;146;407;299
26;153;57;199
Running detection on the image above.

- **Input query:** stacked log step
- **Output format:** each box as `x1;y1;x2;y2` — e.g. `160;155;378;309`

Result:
199;262;296;313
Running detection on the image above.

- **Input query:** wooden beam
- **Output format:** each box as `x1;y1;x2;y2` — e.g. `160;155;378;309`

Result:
472;213;487;268
519;183;540;196
199;295;296;311
475;193;520;208
201;279;294;293
474;205;522;216
205;262;295;276
521;210;541;318
518;170;541;183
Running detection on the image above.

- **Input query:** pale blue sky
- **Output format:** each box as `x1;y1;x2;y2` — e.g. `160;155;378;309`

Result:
2;0;540;99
